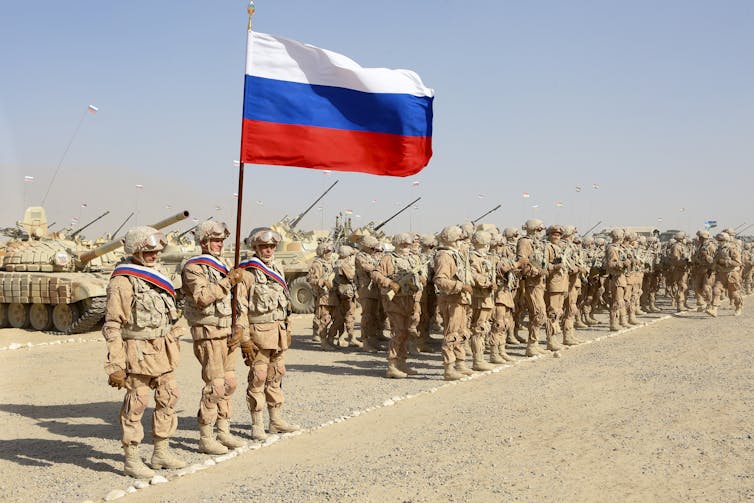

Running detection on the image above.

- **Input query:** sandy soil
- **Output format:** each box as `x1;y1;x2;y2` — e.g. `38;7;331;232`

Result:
1;299;752;502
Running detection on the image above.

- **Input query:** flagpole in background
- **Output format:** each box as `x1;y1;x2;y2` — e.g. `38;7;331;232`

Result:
234;1;255;268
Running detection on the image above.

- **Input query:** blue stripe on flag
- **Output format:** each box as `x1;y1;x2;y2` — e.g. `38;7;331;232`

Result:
244;75;433;137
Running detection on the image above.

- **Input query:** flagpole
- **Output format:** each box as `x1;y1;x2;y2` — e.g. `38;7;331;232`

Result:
234;1;255;268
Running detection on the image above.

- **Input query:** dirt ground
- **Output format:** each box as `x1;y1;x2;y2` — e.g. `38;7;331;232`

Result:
1;299;752;502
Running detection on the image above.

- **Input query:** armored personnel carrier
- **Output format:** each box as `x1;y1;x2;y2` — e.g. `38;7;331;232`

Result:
0;209;189;333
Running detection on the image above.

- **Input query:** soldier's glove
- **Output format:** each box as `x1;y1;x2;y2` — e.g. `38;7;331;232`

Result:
228;325;244;352
389;281;401;294
241;341;258;366
227;268;245;287
461;284;473;294
108;370;127;389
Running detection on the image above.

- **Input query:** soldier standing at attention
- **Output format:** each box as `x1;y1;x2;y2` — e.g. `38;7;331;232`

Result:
372;233;426;378
103;226;186;478
181;221;246;455
605;228;630;331
236;228;300;440
690;230;717;312
330;245;361;348
468;230;496;370
434;225;473;380
308;242;338;349
707;232;744;317
355;235;383;352
517;219;549;356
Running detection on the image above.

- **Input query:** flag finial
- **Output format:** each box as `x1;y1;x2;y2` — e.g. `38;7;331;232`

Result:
247;1;256;30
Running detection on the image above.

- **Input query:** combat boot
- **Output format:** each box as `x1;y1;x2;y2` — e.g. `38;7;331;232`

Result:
628;312;640;325
123;444;155;479
443;362;463;381
150;437;187;470
470;337;493;371
574;317;588;329
546;333;563;351
198;423;229;455
216;419;246;449
562;328;581;346
526;341;545;357
348;334;364;348
496;343;514;362
696;303;707;313
734;306;743;316
705;306;718;318
609;312;621;332
454;360;474;376
362;338;380;353
397;358;419;376
619;311;631;328
386;359;408;379
268;406;300;434
251;410;268;441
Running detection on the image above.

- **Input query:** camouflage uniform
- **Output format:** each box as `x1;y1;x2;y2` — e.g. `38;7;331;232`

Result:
690;230;717;311
708;232;743;317
605;229;630;331
307;243;338;348
355;236;383;352
329;245;360;347
517;219;549;356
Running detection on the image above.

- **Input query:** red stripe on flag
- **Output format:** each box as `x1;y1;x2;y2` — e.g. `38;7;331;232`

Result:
241;119;431;177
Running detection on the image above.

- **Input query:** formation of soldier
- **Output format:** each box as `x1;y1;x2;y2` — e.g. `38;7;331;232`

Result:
102;219;749;478
307;220;750;380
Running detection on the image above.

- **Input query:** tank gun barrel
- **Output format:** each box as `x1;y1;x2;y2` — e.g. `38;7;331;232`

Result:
77;210;190;265
290;180;339;230
471;204;501;224
69;210;110;239
374;197;421;232
582;220;602;238
112;212;134;238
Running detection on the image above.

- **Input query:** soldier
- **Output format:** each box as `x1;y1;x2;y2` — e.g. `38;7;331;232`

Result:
468;230;495;370
434;225;473;380
640;236;663;313
690;230;717;312
517;219;549;356
103;226;186;478
502;227;528;344
543;225;568;350
605;228;630;331
371;233;427;378
490;233;527;362
330;245;361;347
308;241;338;349
707;232;743;317
561;226;587;343
181;221;246;455
236;227;300;440
623;232;643;324
417;234;440;353
743;243;754;295
354;235;383;352
668;232;692;312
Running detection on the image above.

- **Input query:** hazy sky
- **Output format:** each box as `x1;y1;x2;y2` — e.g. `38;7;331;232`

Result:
2;1;753;240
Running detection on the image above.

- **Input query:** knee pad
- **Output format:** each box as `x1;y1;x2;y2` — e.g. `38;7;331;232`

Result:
224;375;238;396
252;362;268;388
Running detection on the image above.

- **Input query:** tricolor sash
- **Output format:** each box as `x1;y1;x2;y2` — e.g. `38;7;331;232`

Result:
239;257;289;293
184;254;230;276
112;263;176;298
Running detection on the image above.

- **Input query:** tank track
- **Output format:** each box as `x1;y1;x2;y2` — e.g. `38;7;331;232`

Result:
66;296;107;334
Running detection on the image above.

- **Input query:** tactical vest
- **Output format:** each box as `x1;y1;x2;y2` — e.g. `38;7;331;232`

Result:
182;262;232;328
122;273;178;340
470;250;494;296
389;251;424;295
247;262;289;323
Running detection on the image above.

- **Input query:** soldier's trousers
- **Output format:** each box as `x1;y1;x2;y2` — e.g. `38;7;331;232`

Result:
313;305;335;340
193;338;237;426
246;348;286;412
711;271;743;309
437;295;469;364
491;303;513;346
120;371;178;446
544;291;565;337
358;295;381;344
608;277;626;318
524;280;547;342
691;270;714;307
385;296;417;360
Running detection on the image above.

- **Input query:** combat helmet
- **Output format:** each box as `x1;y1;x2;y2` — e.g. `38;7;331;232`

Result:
123;226;166;255
194;220;230;245
439;225;463;244
245;227;282;247
522;219;544;233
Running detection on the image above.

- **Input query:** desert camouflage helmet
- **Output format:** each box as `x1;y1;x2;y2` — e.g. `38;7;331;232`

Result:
359;235;380;250
715;232;730;242
392;232;414;246
245;227;281;247
338;245;355;257
723;227;736;236
194;220;230;245
471;230;492;246
582;236;595;246
459;222;474;238
439;225;463;244
595;237;607;246
674;231;686;241
522;219;544;232
123;226;166;255
609;228;625;240
546;224;564;236
420;234;437;247
626;231;638;241
316;241;335;254
696;229;711;239
563;225;576;236
503;227;519;239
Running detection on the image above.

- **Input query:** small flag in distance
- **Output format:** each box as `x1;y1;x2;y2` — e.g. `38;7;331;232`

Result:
522;192;530;198
87;104;99;114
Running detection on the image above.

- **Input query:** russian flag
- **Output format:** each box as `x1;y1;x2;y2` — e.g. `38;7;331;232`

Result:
241;32;434;177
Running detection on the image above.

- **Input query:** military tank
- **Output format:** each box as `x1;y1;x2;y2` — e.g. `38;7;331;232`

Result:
0;209;189;333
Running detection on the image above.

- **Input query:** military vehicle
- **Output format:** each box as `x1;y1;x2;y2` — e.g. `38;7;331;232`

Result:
0;208;189;333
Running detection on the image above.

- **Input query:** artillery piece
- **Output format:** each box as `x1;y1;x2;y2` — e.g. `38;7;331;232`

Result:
0;210;189;333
